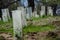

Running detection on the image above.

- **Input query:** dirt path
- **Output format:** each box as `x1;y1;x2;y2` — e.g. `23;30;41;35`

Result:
0;33;13;40
23;31;60;40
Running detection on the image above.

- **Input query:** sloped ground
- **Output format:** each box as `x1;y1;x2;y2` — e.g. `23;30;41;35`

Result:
0;16;60;40
23;16;60;40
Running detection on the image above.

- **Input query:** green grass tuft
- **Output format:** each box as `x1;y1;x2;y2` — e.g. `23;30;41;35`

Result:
23;25;55;34
0;20;13;35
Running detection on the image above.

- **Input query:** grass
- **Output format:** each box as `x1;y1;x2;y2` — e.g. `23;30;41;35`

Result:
0;20;5;25
0;19;12;25
0;28;13;34
31;16;53;21
0;20;13;35
23;25;56;34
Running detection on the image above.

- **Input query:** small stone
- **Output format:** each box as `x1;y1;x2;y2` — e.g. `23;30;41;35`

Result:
25;35;29;38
